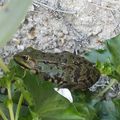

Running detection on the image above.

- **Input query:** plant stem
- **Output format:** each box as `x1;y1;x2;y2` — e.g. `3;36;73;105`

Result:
7;83;15;120
15;94;24;120
8;104;15;120
97;79;117;97
0;58;9;73
0;107;8;120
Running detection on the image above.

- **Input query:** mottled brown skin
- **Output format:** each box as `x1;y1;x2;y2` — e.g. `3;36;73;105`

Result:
14;47;100;91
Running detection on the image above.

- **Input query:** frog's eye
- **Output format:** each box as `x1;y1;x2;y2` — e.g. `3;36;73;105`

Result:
21;55;29;61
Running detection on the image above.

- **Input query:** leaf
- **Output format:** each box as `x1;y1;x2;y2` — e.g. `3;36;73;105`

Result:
0;58;9;73
84;34;120;81
0;103;9;119
96;61;113;75
72;91;100;120
0;69;15;87
106;35;120;65
0;0;32;46
18;105;32;120
84;49;111;63
95;99;120;120
106;35;120;74
74;102;99;120
72;91;93;103
8;60;25;78
22;71;85;120
84;35;120;64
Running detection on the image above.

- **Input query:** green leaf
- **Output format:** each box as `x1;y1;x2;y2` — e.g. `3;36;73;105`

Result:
18;105;32;120
72;91;100;120
106;35;120;74
72;91;93;103
95;99;120;120
0;58;9;73
0;102;9;119
8;60;25;78
96;61;113;75
22;71;84;120
84;34;120;81
84;35;120;64
0;69;15;87
0;0;32;46
19;110;32;120
84;49;111;63
74;102;99;120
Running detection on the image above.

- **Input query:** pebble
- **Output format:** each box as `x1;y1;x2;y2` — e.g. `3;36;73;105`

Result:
40;28;49;36
54;88;73;103
54;48;62;53
17;45;24;50
63;29;69;35
57;31;64;38
29;5;35;12
12;38;21;45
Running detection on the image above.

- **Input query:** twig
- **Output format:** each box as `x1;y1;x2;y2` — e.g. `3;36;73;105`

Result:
33;1;120;14
97;79;117;97
33;1;76;14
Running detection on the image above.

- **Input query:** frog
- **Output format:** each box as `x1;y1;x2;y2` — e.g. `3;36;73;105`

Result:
14;47;100;91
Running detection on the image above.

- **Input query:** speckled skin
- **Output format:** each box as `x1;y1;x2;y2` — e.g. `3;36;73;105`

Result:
14;47;100;91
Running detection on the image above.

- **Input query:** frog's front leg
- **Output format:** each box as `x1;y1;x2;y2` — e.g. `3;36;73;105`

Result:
29;67;39;74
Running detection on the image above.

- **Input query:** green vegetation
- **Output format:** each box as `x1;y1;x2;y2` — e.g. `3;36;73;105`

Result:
0;34;120;120
0;0;32;47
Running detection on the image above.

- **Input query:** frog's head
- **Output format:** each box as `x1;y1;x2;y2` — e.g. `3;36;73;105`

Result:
14;47;36;69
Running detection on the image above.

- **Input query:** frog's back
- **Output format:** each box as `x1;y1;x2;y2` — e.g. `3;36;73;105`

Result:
21;47;92;65
32;49;100;90
36;50;91;66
